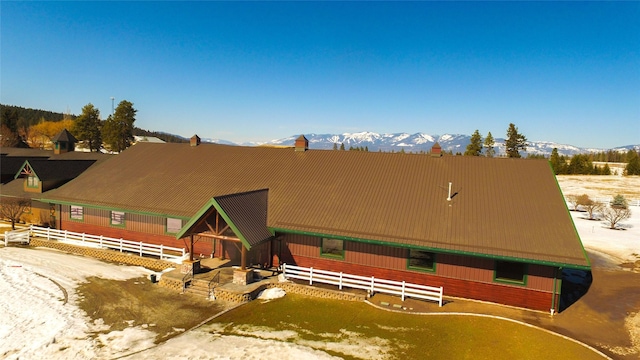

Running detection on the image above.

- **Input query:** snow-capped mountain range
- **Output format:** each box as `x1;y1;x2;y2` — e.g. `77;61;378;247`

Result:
200;132;639;157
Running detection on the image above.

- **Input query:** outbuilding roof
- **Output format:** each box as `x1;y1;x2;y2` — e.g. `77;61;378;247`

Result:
42;142;590;268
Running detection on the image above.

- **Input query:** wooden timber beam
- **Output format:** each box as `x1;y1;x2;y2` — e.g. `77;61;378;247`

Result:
194;232;242;242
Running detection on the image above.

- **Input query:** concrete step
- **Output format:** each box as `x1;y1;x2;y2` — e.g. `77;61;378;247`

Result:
185;285;211;298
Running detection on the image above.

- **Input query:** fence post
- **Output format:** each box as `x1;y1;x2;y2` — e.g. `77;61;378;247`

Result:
64;229;68;241
309;267;313;285
439;287;443;307
401;281;406;301
47;227;51;240
159;244;164;259
370;276;375;296
339;272;343;290
282;263;287;278
120;239;123;253
139;241;143;256
82;233;86;243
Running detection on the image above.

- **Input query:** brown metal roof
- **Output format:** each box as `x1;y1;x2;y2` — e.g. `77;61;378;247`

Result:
42;143;589;267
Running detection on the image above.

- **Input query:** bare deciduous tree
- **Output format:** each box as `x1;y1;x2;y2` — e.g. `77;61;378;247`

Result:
581;197;603;220
0;197;30;230
600;205;632;229
566;194;581;211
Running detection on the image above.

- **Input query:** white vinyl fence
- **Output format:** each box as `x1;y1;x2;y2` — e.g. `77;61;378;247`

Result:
282;263;443;306
5;225;187;263
4;227;30;245
593;197;640;207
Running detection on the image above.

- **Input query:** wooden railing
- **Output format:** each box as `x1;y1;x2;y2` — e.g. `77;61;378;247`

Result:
25;225;187;263
282;263;443;306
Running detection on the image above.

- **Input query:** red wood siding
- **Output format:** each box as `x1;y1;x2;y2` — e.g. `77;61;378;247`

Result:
291;255;553;312
60;220;213;256
280;233;557;311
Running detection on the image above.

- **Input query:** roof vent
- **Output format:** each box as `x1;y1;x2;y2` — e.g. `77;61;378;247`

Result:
190;135;201;147
430;142;442;157
295;134;309;152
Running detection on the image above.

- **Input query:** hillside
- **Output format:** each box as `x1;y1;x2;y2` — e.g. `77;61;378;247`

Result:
1;104;187;144
3;104;637;156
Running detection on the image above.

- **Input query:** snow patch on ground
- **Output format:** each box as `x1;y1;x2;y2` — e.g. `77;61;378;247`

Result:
257;287;286;300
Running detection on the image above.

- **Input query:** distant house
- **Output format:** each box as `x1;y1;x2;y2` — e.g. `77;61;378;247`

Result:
0;129;109;225
40;135;590;312
133;135;166;144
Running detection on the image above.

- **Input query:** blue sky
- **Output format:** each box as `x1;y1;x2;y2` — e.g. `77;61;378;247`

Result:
2;1;639;148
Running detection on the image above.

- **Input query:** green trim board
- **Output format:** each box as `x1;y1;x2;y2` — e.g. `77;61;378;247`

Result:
26;176;40;188
270;227;592;271
69;205;84;222
407;249;437;273
493;260;528;286
109;210;126;227
320;237;345;260
13;160;34;180
176;189;273;251
175;197;253;250
550;167;592;268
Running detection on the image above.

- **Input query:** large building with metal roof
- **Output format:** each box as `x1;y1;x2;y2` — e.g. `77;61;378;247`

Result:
39;135;590;312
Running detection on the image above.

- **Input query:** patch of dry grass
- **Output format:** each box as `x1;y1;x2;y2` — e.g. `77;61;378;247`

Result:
76;277;225;342
557;175;640;199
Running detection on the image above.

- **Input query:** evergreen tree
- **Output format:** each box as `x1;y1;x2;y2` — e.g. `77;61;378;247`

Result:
625;150;640;175
339;143;345;151
464;130;483;156
483;131;495;157
504;123;527;158
602;163;611;175
102;100;136;152
332;143;338;151
549;148;566;174
73;103;102;152
365;146;369;152
567;154;593;174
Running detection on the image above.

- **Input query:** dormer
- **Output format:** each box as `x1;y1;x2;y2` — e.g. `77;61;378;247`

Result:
18;161;42;193
51;129;78;154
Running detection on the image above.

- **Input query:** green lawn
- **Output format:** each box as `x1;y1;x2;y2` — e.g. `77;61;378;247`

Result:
210;294;605;360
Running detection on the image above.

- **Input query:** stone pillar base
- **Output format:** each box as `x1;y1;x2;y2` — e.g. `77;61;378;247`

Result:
233;269;253;285
181;259;201;274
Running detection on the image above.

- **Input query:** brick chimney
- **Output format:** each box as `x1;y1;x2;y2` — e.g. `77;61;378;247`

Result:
190;135;201;147
295;134;308;152
430;142;442;157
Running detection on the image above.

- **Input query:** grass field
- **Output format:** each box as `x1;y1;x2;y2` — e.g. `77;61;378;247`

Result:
209;294;605;360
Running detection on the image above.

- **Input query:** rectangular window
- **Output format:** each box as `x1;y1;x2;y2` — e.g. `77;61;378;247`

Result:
166;218;182;234
494;261;527;285
321;238;344;259
110;211;125;226
408;249;436;272
70;205;84;220
27;176;39;188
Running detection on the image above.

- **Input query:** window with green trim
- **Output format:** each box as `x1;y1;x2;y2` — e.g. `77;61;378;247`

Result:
166;217;182;234
494;261;527;285
321;238;344;259
27;176;39;188
70;205;84;221
110;211;125;226
408;249;436;272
